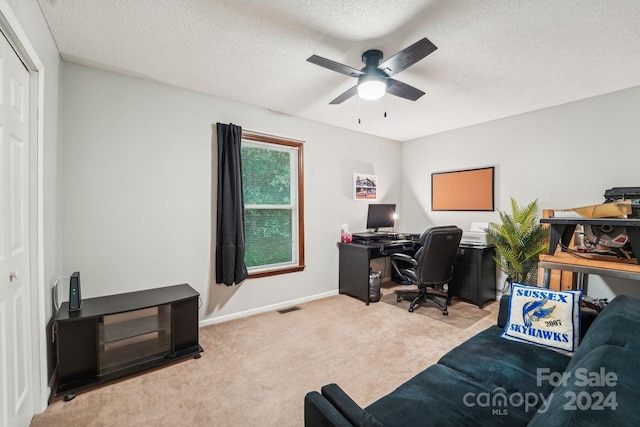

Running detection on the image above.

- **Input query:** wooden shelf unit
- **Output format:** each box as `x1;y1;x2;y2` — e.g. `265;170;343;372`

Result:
539;252;640;290
539;217;640;290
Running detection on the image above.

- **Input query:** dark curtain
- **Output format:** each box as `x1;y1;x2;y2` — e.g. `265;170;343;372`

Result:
215;123;248;285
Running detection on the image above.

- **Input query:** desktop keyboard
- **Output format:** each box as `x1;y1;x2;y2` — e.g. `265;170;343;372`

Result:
353;232;396;240
377;239;395;245
377;239;416;255
392;240;415;245
378;239;413;245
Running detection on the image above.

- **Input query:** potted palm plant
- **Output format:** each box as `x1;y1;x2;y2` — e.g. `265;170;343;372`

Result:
486;198;549;289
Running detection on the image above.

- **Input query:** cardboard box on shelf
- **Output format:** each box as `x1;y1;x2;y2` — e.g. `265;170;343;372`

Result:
555;200;632;219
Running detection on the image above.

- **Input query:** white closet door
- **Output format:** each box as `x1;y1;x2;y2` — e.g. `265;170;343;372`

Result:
0;31;33;427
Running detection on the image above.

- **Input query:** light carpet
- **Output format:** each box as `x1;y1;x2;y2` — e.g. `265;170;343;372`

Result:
379;289;491;329
31;289;498;427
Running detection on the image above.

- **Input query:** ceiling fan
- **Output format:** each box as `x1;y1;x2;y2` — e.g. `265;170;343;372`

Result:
307;37;437;104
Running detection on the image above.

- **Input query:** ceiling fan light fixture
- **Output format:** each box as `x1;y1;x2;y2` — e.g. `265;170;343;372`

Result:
357;78;386;100
308;38;437;104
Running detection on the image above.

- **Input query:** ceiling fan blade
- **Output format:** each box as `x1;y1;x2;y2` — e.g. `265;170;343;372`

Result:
329;86;358;104
379;37;437;77
386;78;425;101
307;55;364;78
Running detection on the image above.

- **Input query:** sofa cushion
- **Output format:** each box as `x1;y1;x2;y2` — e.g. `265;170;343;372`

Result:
365;364;535;427
438;326;570;400
570;294;640;364
526;295;640;426
501;283;582;354
527;342;640;426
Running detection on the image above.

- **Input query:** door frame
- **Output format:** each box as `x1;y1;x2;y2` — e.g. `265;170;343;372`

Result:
0;2;48;413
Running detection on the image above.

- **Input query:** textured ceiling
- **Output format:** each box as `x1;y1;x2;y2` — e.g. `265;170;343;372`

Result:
38;0;640;141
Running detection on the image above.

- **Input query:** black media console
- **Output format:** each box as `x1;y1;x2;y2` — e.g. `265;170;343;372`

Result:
53;283;203;400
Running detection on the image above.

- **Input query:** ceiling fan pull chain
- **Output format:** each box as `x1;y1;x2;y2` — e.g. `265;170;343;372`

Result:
384;95;387;118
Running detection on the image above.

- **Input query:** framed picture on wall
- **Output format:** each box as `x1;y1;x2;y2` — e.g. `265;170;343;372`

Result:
353;173;377;200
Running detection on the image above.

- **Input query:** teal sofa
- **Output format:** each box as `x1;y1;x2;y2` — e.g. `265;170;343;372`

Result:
305;294;640;426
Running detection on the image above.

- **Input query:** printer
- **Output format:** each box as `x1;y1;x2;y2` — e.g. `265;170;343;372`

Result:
461;222;490;246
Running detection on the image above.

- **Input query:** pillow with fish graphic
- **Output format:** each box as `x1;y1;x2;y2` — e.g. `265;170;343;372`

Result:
501;283;582;354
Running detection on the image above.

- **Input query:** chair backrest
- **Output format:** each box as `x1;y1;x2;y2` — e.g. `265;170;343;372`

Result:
414;225;463;287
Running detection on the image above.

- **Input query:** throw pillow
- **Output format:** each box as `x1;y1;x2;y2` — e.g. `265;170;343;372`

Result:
501;283;582;353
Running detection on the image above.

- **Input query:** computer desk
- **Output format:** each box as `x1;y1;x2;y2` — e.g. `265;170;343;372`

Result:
337;233;421;305
338;234;497;308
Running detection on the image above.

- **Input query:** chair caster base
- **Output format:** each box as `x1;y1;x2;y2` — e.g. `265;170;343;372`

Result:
442;311;448;316
408;307;414;313
396;296;402;303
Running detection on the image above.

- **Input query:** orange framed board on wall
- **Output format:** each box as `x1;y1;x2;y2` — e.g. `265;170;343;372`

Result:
431;166;495;211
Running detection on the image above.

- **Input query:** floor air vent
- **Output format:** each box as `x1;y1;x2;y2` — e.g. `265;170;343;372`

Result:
277;306;301;314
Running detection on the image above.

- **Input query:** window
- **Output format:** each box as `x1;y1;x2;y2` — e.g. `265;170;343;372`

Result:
241;131;304;277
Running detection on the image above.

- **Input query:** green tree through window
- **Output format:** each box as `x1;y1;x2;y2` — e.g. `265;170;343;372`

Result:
242;146;290;205
241;132;304;276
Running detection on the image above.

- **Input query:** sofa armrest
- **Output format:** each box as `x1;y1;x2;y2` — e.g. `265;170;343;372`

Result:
497;294;511;328
304;391;352;427
321;384;384;427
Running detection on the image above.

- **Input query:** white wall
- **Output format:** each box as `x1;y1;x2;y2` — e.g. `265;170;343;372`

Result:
61;63;401;323
401;85;640;300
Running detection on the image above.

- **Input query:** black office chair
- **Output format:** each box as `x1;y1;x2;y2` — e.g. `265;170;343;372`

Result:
390;225;462;315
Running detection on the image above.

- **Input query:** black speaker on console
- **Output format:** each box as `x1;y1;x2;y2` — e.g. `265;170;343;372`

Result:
68;272;82;312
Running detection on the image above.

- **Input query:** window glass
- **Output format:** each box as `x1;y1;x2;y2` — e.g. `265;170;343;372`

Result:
242;146;290;205
241;133;304;276
244;209;292;268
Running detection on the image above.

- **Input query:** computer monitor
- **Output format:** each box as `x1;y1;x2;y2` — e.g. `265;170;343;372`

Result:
366;204;396;232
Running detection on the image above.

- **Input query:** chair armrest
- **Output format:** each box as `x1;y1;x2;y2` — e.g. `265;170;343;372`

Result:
321;384;385;427
390;253;417;267
304;391;352;427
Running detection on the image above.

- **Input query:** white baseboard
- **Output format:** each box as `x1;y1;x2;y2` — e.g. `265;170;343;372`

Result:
199;290;338;327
